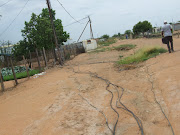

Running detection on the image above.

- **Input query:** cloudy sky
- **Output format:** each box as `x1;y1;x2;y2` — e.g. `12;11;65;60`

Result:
0;0;180;44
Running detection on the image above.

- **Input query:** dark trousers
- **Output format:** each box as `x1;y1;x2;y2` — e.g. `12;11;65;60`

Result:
165;36;174;52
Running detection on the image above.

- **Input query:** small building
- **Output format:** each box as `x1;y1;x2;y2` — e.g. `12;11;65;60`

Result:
0;44;15;54
82;39;97;52
172;22;180;31
153;27;161;33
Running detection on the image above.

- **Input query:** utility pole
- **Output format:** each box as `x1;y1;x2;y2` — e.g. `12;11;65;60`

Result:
88;16;94;39
46;0;63;65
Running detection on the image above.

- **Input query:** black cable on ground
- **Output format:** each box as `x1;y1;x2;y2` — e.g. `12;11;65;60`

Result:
146;66;175;135
78;93;114;134
91;73;144;135
105;83;119;135
73;77;114;134
70;66;144;135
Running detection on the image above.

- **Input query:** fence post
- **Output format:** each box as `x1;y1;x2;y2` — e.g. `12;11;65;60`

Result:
29;50;32;68
178;32;179;38
23;56;30;78
9;56;18;85
0;68;5;92
35;48;42;72
43;47;48;68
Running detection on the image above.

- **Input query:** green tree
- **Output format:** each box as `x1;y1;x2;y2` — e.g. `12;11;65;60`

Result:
124;30;132;36
133;21;152;36
112;34;118;38
21;8;69;50
12;40;31;60
101;34;109;39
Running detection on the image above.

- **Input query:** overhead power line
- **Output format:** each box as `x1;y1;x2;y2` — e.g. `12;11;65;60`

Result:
0;0;12;8
56;0;81;24
0;0;30;37
64;16;88;27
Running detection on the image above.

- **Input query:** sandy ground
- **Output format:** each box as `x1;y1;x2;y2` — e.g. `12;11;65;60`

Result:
0;37;180;135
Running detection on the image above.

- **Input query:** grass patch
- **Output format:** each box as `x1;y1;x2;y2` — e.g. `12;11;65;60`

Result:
3;69;40;81
117;46;167;65
113;44;136;51
91;47;111;53
91;44;136;53
98;38;116;47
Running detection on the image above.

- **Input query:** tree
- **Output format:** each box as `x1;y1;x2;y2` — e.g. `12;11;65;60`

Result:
112;34;118;38
12;40;30;60
124;30;132;36
21;8;69;50
101;34;109;39
133;21;152;36
112;33;121;38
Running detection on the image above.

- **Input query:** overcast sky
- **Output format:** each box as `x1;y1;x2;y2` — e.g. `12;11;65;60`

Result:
0;0;180;44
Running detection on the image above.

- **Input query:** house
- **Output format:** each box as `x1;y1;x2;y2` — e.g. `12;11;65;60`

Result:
153;27;161;33
172;22;180;31
82;39;97;52
0;44;15;54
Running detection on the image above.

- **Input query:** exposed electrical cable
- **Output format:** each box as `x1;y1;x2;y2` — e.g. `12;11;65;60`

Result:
56;0;81;24
146;65;175;135
0;0;12;8
0;0;30;37
69;65;144;135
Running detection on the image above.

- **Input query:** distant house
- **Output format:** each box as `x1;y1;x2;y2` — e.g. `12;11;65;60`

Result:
153;27;161;33
0;44;15;54
172;22;180;31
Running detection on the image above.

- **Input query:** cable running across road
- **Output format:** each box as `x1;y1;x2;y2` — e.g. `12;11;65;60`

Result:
0;0;30;37
56;0;81;24
91;73;144;135
146;65;175;135
0;0;12;8
70;66;144;135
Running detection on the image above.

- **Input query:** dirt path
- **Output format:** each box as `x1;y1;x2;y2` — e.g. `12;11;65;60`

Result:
0;38;180;135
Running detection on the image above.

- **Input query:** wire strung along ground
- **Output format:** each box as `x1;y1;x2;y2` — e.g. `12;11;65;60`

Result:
91;73;144;135
70;65;144;135
146;65;175;135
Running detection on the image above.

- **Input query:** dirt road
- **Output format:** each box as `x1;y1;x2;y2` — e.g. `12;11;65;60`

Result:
0;38;179;135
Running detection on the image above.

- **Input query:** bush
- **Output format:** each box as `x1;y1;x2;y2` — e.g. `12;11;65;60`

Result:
117;46;167;65
98;38;116;47
113;44;136;51
101;34;110;39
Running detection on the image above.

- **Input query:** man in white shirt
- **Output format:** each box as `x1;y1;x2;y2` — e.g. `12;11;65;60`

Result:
161;21;174;53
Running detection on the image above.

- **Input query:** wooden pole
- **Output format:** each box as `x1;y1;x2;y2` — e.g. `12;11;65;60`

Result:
46;0;63;65
88;16;94;39
29;50;32;68
9;57;18;85
23;56;30;78
35;48;42;72
0;68;5;92
43;47;48;68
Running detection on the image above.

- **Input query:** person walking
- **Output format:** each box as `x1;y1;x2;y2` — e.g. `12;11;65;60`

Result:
161;20;174;53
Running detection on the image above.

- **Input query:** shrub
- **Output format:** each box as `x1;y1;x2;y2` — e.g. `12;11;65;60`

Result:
117;46;167;65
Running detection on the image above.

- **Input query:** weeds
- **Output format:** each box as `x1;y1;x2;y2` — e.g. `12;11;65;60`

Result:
117;46;167;65
98;38;116;47
91;44;136;53
113;44;136;51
